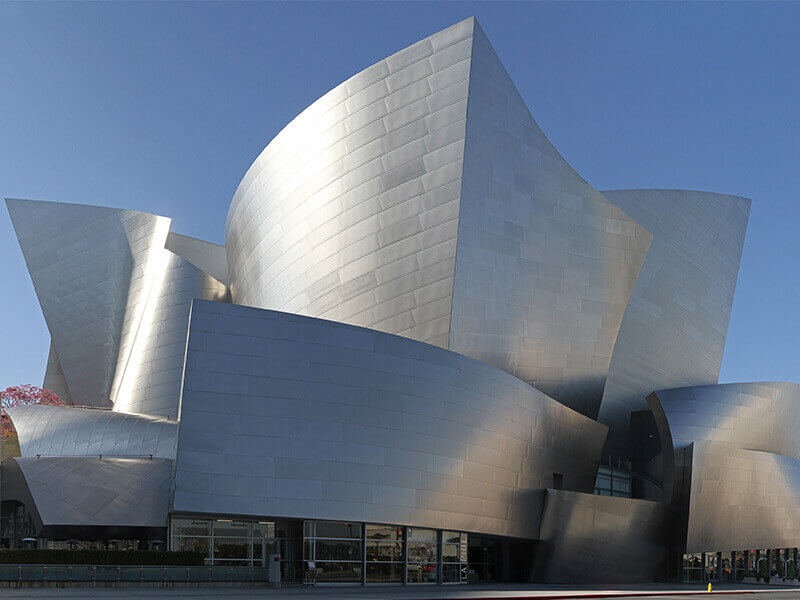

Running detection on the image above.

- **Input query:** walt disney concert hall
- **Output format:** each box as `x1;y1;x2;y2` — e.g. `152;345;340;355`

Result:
3;17;795;584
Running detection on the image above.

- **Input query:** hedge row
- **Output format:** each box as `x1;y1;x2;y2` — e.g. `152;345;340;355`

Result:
0;549;206;565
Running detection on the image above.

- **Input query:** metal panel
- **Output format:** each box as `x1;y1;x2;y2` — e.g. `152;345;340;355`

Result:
649;382;800;553
226;18;475;349
225;19;652;419
173;299;607;540
449;24;651;417
112;251;229;417
6;198;171;409
42;341;73;406
598;190;750;455
165;232;230;286
1;456;171;532
6;405;177;459
6;198;230;416
686;444;800;553
534;489;672;583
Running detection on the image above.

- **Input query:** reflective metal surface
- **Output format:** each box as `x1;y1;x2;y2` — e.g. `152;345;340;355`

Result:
534;490;672;583
226;18;474;349
225;19;652;418
686;444;800;553
7;198;171;409
6;198;229;416
166;231;230;286
649;383;800;553
174;299;607;539
1;456;172;535
598;190;750;454
42;340;73;406
112;251;229;417
6;405;178;459
449;23;650;416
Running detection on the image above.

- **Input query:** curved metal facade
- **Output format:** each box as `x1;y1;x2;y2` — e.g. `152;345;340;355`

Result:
650;383;800;553
6;198;229;417
6;405;178;460
686;445;800;553
1;456;171;536
174;299;607;539
449;25;650;416
6;198;171;409
225;19;652;418
226;18;474;349
598;190;750;453
113;251;229;417
534;490;672;583
3;16;780;585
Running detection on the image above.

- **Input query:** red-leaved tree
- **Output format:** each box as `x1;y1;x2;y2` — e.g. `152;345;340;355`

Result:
1;385;64;437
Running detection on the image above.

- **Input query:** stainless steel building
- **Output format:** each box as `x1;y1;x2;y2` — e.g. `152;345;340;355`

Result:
2;17;792;585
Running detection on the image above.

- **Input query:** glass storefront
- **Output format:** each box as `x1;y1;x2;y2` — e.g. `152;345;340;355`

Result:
170;516;302;579
683;548;800;582
303;521;363;583
170;515;473;585
366;524;404;583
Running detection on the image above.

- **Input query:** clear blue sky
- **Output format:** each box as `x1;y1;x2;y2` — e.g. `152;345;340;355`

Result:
1;1;797;390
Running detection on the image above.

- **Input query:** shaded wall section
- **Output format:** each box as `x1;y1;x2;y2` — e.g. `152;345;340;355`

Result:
598;190;750;455
534;490;672;583
449;23;651;417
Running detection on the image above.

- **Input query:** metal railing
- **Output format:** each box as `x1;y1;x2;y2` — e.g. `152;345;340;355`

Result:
0;565;272;584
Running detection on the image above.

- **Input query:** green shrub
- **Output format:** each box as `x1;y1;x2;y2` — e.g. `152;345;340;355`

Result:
789;561;796;579
0;549;204;565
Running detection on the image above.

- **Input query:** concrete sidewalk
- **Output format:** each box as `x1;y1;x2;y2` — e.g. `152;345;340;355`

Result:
0;582;799;599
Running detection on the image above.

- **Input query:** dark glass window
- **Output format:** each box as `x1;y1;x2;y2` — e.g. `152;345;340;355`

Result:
172;517;210;537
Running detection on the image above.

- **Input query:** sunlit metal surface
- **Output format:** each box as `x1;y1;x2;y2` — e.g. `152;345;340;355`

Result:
598;190;750;454
6;405;177;459
1;456;171;536
7;198;171;409
113;251;229;417
166;231;230;286
225;18;652;418
6;198;229;416
174;299;607;539
534;490;672;583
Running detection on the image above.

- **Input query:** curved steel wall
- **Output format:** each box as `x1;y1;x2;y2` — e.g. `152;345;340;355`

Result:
649;382;800;552
113;252;229;418
174;300;607;539
42;341;73;406
448;24;650;416
1;456;172;535
6;198;171;409
652;382;800;458
225;19;652;418
226;18;474;349
7;198;230;416
686;444;800;553
6;405;178;459
534;490;672;583
598;190;750;454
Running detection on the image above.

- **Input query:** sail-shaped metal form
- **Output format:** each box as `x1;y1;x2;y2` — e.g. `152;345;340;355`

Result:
226;18;651;418
6;198;229;417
